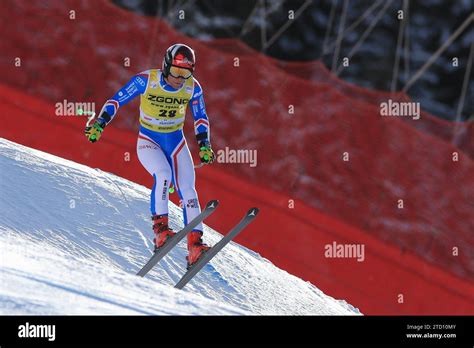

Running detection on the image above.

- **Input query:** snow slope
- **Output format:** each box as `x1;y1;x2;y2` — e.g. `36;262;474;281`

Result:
0;138;360;315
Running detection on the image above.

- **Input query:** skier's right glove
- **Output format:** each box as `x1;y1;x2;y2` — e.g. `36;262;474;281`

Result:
199;141;215;164
85;120;105;143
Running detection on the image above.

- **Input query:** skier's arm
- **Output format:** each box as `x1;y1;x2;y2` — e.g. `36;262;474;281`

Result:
97;72;149;126
85;72;149;143
189;79;214;164
190;79;210;144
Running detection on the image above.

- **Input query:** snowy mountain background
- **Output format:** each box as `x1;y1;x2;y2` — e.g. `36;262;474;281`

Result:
0;138;360;315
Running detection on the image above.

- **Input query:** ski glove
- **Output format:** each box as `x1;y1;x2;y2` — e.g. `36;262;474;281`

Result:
85;121;105;143
199;141;215;164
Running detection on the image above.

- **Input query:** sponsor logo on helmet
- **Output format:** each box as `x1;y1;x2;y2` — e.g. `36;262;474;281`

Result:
181;57;193;65
173;54;194;68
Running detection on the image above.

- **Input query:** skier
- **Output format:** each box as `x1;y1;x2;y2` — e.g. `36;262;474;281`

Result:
85;43;215;268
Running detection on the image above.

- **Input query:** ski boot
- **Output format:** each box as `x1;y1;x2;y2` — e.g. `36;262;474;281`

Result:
152;214;175;252
186;231;211;269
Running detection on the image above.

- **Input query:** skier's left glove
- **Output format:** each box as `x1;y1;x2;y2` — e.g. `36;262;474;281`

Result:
199;141;215;164
85;120;105;143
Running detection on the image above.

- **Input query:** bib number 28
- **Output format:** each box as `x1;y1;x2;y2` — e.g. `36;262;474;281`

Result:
158;109;177;118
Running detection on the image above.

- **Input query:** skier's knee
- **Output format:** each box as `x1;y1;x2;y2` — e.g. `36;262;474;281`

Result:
153;168;172;182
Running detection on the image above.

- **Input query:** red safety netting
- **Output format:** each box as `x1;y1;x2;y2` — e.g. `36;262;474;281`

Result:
4;82;474;315
1;0;473;307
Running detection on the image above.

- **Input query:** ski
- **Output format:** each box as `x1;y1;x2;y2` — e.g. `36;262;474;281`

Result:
174;207;259;290
136;199;219;277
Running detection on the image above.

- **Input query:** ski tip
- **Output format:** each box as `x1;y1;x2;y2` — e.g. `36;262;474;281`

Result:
247;207;259;217
206;199;219;209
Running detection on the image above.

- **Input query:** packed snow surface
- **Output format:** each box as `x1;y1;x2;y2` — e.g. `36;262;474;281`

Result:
0;138;360;315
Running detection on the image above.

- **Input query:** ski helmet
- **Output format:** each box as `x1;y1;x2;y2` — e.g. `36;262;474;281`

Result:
162;43;196;79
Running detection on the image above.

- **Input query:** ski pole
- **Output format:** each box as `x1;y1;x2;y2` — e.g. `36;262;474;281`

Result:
194;163;205;169
85;111;97;127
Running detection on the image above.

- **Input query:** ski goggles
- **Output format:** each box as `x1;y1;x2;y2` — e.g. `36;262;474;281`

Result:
169;65;193;79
